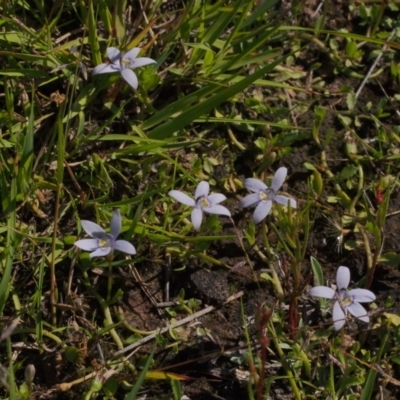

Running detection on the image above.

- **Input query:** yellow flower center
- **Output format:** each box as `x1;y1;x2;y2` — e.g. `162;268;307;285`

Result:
199;197;210;208
341;294;353;307
259;189;274;202
98;235;112;249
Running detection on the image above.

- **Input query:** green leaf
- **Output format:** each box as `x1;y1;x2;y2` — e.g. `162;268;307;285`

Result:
65;346;80;363
345;41;358;58
312;169;323;197
310;257;324;286
383;313;400;326
338;165;358;181
346;91;356;111
378;252;400;267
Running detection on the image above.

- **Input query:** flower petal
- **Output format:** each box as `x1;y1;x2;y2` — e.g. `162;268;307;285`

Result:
253;200;272;224
207;193;226;205
120;68;138;89
347;288;376;302
244;178;267;192
81;220;105;238
309;286;336;299
333;301;346;330
191;208;203;231
336;266;350;291
168;190;195;207
131;57;156;68
205;204;231;217
107;47;121;64
110;209;122;238
92;63;120;75
123;48;140;61
195;181;209;199
271;167;287;192
273;195;297;208
90;247;112;258
114;240;136;255
74;239;99;251
347;301;369;323
239;193;261;208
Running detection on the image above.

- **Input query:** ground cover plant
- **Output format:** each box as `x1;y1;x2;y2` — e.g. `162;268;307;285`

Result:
1;0;400;399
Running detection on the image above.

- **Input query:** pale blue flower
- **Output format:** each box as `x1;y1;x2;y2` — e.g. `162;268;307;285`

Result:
75;209;136;258
239;167;296;224
92;47;156;89
169;181;231;231
309;266;376;330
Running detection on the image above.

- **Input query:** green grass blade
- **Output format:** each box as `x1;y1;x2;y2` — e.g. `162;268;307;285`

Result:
19;92;35;193
0;175;16;315
141;84;219;130
242;0;279;28
124;343;156;400
360;329;389;400
87;0;102;65
148;58;283;139
171;379;182;400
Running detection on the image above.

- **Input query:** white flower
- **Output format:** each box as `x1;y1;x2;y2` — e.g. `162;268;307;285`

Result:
168;181;231;231
92;47;156;89
309;266;376;330
75;209;136;258
239;167;296;224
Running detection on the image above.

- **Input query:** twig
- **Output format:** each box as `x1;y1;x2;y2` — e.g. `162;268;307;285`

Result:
285;89;297;126
156;300;202;308
312;0;324;17
165;252;171;302
112;291;244;358
130;264;163;316
355;29;396;99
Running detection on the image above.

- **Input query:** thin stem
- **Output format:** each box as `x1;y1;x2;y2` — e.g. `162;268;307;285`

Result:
261;221;285;303
227;126;246;151
340;328;347;369
50;105;66;327
106;255;113;303
320;150;351;209
348;163;364;215
328;361;337;400
6;338;15;396
230;218;260;286
267;321;302;400
81;268;125;351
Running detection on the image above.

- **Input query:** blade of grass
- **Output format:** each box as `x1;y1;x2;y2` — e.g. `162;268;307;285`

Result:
19;89;35;194
113;0;127;44
124;343;156;400
242;0;279;28
50;102;67;325
87;0;101;65
360;329;389;400
0;174;16;315
147;58;284;140
187;0;245;67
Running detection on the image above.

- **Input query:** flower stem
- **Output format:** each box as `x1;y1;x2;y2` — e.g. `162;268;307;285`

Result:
267;321;302;400
261;222;285;303
81;268;125;351
106;255;113;303
230;218;260;287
